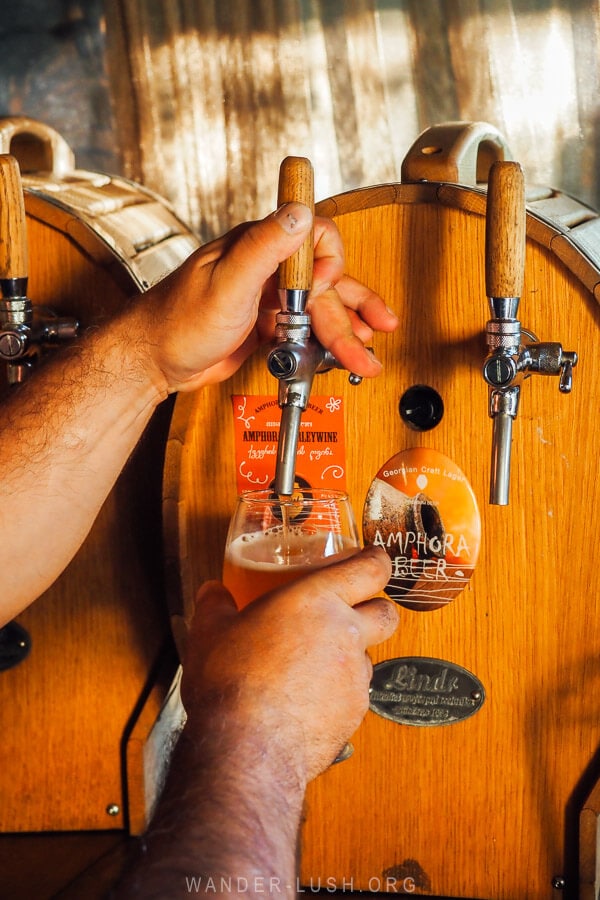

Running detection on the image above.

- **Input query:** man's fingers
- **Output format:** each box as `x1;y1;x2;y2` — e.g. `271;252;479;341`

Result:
308;289;383;377
353;596;400;648
308;275;398;378
311;272;398;333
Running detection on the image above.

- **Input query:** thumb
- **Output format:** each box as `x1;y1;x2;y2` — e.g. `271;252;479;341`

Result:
216;202;313;295
179;583;239;713
179;581;239;695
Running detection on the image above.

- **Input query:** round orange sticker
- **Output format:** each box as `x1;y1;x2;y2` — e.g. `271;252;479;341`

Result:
362;448;481;611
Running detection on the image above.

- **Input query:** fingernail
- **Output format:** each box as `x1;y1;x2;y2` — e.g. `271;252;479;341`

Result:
366;346;382;368
274;202;313;235
385;305;398;319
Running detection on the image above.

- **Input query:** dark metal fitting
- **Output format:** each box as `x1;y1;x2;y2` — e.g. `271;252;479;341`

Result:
52;318;80;341
0;297;33;327
274;323;311;344
483;353;518;388
524;341;564;375
0;277;28;302
0;327;28;360
267;346;298;379
275;311;311;327
488;296;520;319
489;385;520;419
485;317;521;351
7;359;34;385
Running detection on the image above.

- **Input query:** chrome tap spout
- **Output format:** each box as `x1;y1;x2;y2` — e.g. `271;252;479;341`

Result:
488;386;520;505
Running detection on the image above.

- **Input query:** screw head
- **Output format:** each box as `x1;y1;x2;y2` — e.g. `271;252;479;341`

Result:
106;803;120;817
483;354;516;387
0;331;24;359
268;348;297;379
551;875;565;890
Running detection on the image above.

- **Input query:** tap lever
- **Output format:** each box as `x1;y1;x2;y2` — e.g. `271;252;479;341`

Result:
0;154;28;300
484;160;526;506
485;161;526;314
483;159;578;506
271;156;315;496
270;156;364;497
277;156;314;312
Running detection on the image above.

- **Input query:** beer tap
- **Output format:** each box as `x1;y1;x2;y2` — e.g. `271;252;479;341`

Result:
0;154;78;384
482;161;578;505
267;156;361;497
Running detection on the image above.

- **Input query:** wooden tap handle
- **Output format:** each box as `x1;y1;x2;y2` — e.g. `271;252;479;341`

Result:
485;160;525;299
277;156;314;292
0;154;28;282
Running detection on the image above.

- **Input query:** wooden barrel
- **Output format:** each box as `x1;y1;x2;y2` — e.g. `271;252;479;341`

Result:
163;122;600;898
0;117;199;836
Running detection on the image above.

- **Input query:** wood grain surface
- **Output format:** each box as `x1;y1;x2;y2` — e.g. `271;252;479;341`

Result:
163;174;600;898
0;134;199;834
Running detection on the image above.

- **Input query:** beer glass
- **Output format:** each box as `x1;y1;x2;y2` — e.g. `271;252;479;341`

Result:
223;488;360;609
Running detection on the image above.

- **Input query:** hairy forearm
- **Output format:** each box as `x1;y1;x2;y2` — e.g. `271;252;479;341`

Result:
0;303;167;623
114;712;305;899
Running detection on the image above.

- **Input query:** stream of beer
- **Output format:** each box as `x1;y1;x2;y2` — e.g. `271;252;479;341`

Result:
278;495;293;564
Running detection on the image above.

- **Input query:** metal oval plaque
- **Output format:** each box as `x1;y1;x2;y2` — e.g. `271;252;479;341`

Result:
370;657;485;727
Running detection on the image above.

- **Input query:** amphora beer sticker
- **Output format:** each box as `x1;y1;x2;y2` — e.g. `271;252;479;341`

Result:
363;448;481;611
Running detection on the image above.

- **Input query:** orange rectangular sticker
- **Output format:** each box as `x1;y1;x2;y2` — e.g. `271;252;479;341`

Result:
231;395;347;494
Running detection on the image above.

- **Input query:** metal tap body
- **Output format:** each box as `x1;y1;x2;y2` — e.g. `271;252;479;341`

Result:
268;299;339;498
483;295;577;505
0;280;79;383
269;156;364;496
0;155;79;383
482;160;577;506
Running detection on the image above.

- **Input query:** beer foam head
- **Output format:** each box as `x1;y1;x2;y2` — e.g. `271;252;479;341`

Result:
230;526;349;568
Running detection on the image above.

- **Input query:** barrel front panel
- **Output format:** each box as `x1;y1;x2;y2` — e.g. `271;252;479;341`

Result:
165;195;600;898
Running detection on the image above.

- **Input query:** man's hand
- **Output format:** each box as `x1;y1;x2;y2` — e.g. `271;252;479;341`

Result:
112;549;398;897
180;546;399;786
137;204;397;394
